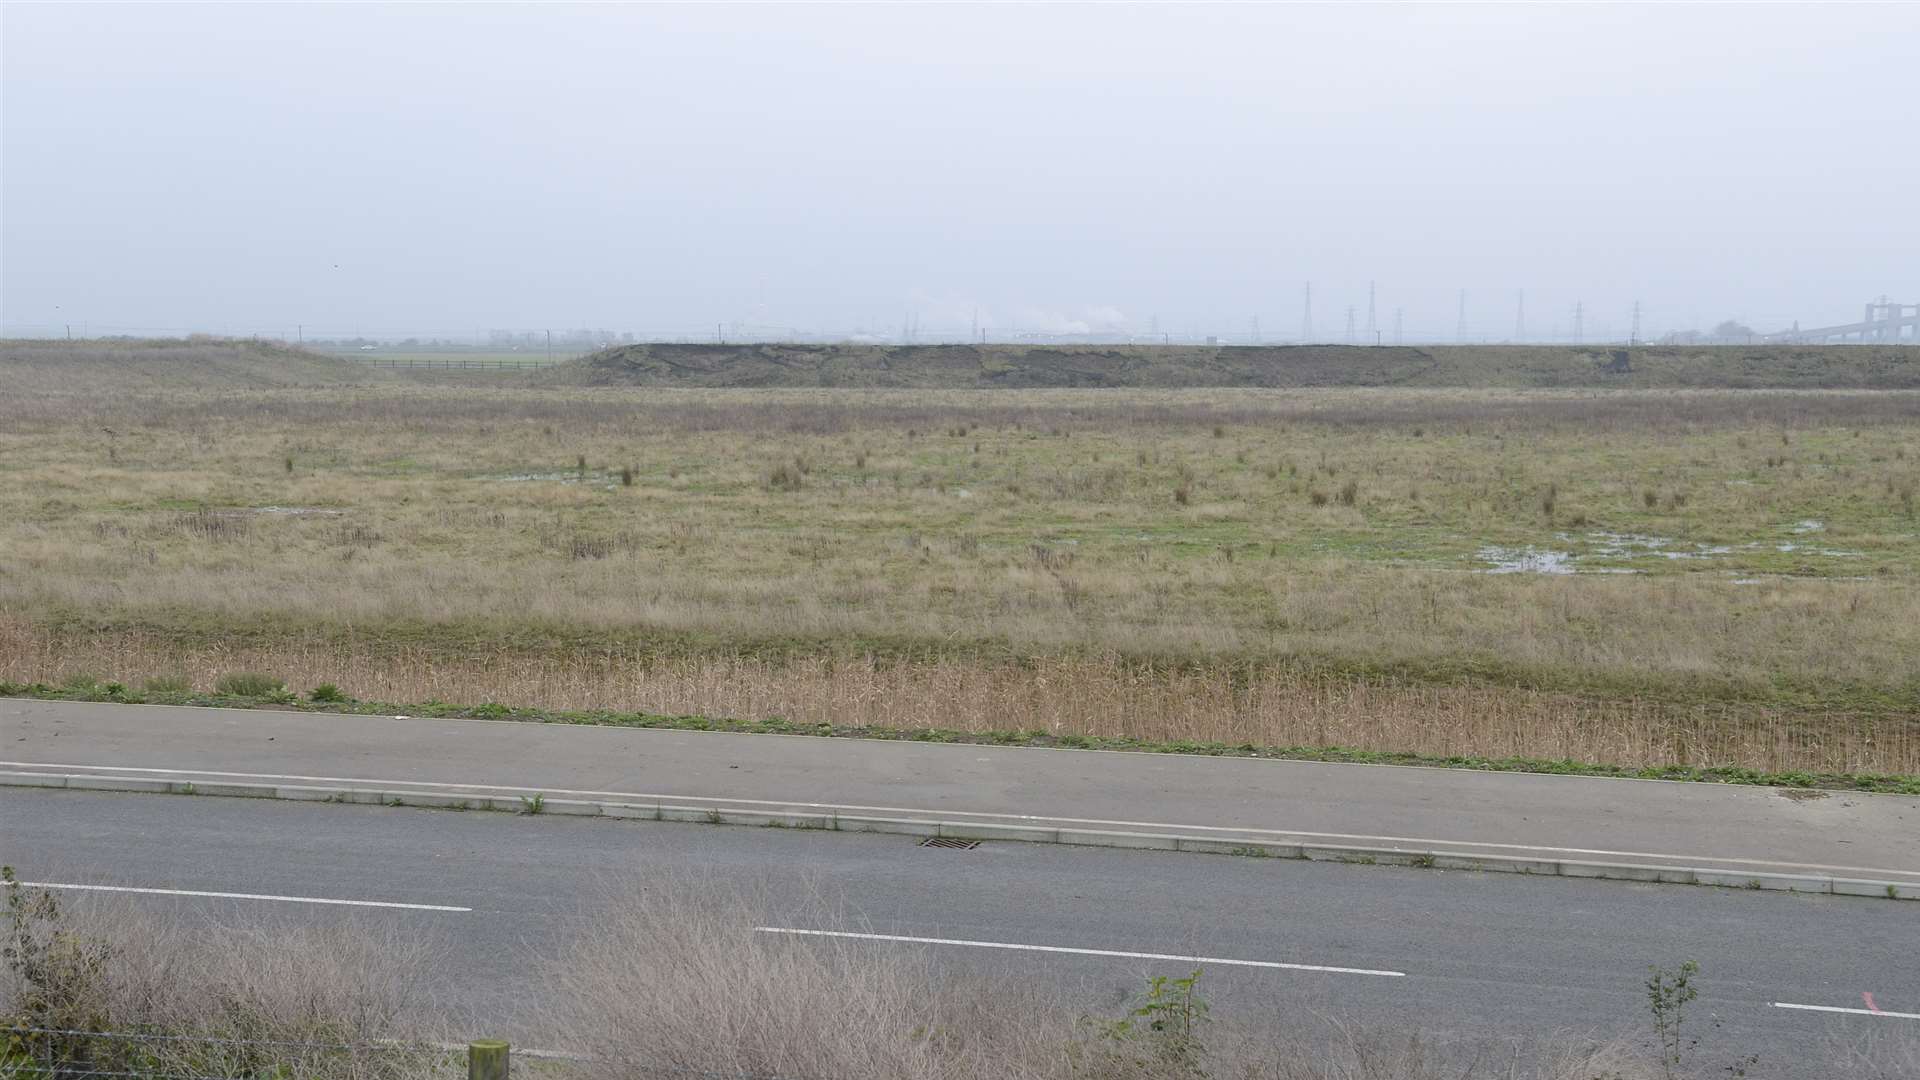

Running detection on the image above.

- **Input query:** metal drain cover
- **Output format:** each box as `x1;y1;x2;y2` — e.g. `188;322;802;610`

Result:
920;836;981;850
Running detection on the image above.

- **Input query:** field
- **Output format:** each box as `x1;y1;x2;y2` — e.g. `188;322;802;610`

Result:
551;341;1920;389
3;339;1918;780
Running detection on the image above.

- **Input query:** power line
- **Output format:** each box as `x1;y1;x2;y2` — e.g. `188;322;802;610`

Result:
1393;307;1404;346
1456;289;1468;343
1301;282;1314;343
1630;301;1642;346
1365;281;1377;338
1344;305;1357;344
1514;290;1526;342
1573;301;1584;344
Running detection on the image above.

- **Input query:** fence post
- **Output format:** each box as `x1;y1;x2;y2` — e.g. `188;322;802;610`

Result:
469;1039;509;1080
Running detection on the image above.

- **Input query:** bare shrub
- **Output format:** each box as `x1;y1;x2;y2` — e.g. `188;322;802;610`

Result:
2;872;449;1079
531;879;1667;1080
532;877;1070;1080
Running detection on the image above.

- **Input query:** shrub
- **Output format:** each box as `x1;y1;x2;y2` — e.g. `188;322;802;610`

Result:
1339;479;1360;507
1309;489;1330;506
768;462;805;491
213;672;284;698
1;869;444;1079
309;683;347;703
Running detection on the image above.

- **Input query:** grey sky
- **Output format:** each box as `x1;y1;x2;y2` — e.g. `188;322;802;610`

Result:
3;2;1916;342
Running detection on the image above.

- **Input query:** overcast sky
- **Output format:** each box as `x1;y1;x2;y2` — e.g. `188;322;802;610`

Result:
4;2;1916;342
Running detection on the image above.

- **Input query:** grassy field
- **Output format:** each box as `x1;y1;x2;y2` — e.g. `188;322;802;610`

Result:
2;340;1917;779
550;341;1920;389
332;349;578;369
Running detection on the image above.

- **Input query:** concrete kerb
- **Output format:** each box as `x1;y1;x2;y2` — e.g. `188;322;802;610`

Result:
5;770;1913;902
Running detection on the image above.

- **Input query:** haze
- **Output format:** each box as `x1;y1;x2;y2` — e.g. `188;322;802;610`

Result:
3;2;1916;342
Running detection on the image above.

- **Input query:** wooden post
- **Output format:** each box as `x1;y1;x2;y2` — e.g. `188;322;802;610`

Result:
469;1039;509;1080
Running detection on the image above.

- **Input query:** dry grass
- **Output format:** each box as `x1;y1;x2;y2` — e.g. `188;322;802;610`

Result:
6;620;1913;774
7;874;1910;1080
3;363;1918;774
532;877;1665;1080
1;879;449;1079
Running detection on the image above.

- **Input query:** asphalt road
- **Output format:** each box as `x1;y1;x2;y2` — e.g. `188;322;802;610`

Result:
4;787;1914;1077
5;699;1917;882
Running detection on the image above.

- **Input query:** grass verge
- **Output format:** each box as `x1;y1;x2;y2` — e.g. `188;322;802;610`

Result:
4;681;1913;795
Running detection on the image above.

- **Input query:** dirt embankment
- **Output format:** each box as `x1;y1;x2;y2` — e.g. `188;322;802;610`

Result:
539;342;1920;390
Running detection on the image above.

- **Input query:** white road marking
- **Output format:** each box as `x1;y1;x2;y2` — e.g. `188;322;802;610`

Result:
1772;1002;1920;1021
20;881;470;913
755;926;1406;977
7;758;1917;882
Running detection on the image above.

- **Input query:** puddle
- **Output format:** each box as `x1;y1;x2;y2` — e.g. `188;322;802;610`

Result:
1587;532;1672;555
1659;545;1732;560
1479;546;1574;574
249;506;342;516
1790;520;1824;534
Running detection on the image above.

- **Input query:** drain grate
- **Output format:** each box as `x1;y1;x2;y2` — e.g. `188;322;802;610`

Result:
919;837;981;850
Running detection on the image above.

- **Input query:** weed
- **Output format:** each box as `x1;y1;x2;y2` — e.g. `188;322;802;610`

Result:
1646;960;1699;1080
1100;969;1210;1071
213;671;284;697
1309;489;1329;506
519;793;546;815
309;683;347;703
620;466;633;487
1339;478;1360;507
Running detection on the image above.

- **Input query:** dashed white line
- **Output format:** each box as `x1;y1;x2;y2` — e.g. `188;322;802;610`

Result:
754;927;1406;977
8;758;1915;881
1771;1002;1920;1021
20;881;470;913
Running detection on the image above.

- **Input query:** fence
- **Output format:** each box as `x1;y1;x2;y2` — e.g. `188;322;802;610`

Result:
1;1028;474;1080
354;357;559;371
1;1028;816;1080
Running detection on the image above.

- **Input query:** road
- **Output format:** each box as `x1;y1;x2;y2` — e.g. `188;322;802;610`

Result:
3;787;1914;1077
4;699;1917;884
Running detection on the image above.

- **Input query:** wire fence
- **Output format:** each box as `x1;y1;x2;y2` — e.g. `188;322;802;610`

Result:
1;1027;455;1080
1;1027;827;1080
